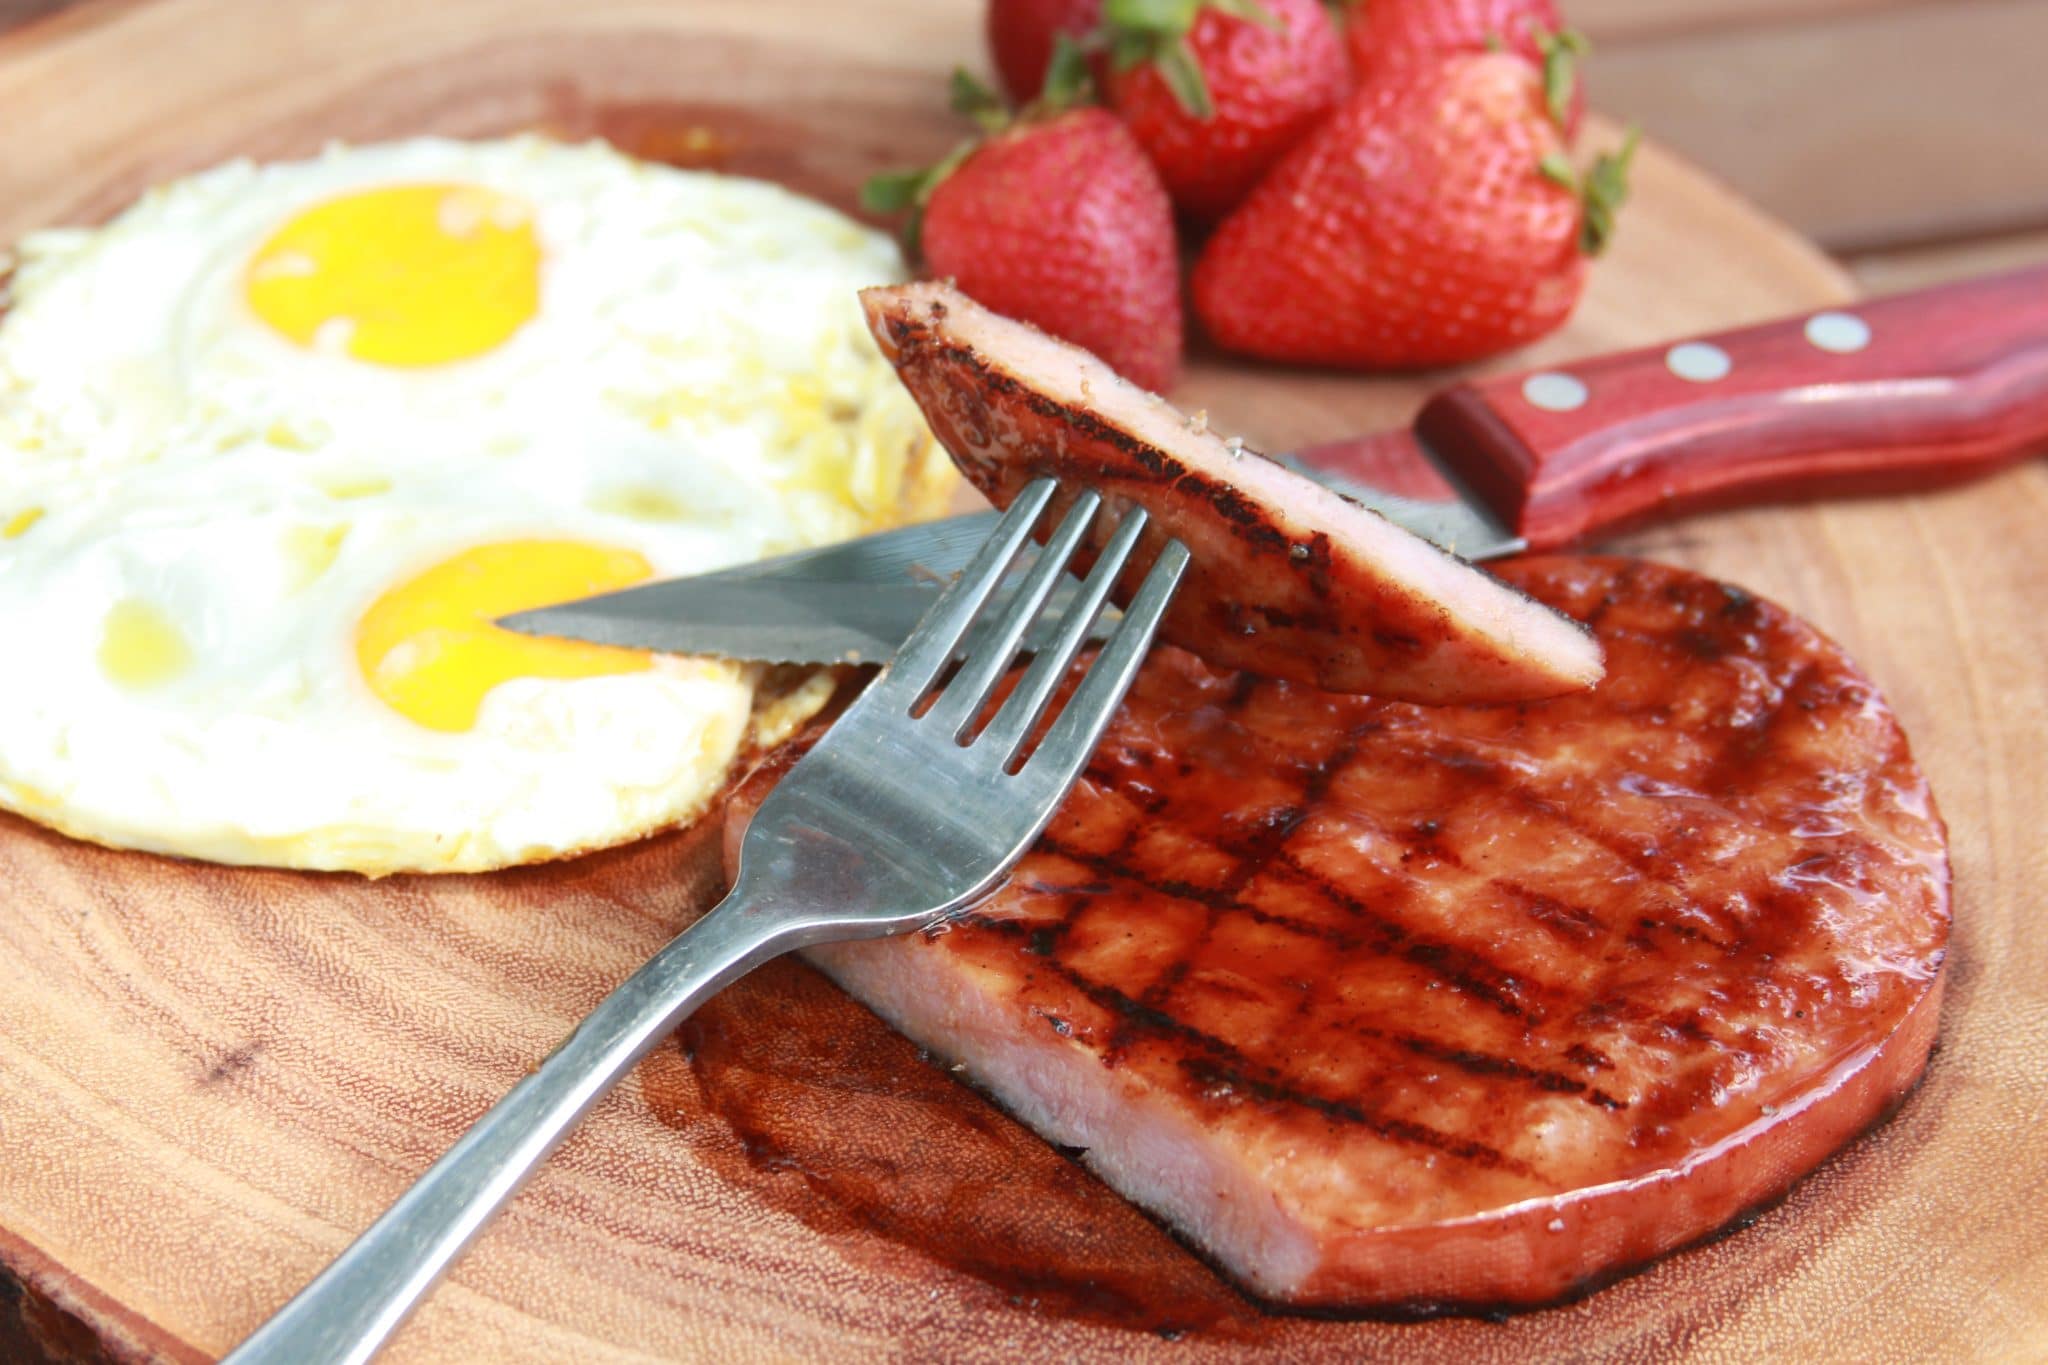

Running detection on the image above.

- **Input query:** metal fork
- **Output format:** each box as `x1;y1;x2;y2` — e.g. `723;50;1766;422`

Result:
224;478;1189;1365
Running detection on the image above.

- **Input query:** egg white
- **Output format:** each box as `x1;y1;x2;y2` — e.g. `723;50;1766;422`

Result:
0;136;951;874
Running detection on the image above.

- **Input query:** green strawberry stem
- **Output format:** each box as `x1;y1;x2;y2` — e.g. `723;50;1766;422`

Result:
1531;126;1638;257
1578;127;1639;256
1537;152;1576;190
1530;25;1590;131
950;69;1011;133
1041;33;1097;107
1100;0;1278;121
859;53;1099;259
860;169;928;214
859;139;973;257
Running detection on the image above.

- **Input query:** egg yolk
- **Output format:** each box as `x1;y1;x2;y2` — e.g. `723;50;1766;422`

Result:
357;540;656;732
99;600;193;689
244;184;541;367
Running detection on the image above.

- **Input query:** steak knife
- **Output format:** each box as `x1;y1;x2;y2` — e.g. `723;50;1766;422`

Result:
505;265;2048;664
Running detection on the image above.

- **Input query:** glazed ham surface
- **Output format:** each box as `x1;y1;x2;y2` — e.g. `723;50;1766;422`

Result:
723;556;1949;1311
860;281;1602;704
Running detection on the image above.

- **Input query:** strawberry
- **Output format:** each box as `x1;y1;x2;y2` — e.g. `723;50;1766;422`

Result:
1102;0;1349;221
1191;50;1633;369
864;71;1183;391
987;0;1104;103
1342;0;1587;134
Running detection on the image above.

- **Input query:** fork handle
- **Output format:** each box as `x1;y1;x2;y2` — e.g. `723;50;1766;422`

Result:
223;893;802;1365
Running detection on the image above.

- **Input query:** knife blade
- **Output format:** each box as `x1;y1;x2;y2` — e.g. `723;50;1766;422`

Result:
498;430;1514;665
503;265;2048;665
507;577;944;665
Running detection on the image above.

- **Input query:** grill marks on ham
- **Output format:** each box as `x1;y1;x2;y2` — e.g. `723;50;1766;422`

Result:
860;281;1602;703
722;557;1948;1311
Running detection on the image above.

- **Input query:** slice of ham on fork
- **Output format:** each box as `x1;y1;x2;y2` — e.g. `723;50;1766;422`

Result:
860;280;1602;703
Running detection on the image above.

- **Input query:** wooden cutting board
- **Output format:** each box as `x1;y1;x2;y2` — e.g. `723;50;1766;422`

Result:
1;1;2042;1361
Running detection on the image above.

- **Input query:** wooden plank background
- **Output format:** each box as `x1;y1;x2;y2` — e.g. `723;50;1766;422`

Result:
4;0;2045;290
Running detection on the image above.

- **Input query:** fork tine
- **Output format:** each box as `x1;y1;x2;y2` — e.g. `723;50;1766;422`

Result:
1018;538;1189;780
926;489;1103;739
878;478;1057;702
979;505;1150;761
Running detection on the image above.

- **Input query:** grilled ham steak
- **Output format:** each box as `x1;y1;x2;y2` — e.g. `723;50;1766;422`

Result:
722;557;1949;1310
860;281;1602;704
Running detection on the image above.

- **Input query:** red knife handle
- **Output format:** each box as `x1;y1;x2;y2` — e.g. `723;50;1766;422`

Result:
1414;263;2048;550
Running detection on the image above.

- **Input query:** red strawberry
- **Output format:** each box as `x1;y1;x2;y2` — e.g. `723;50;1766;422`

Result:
987;0;1104;103
865;76;1183;391
1343;0;1586;134
1192;50;1632;368
1102;0;1349;221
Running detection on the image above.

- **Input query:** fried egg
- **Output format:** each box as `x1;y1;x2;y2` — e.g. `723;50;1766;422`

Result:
0;136;951;874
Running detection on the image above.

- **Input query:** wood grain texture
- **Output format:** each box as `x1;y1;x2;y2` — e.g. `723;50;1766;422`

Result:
1585;0;2048;252
0;1;2042;1362
0;0;66;32
1853;227;2048;294
1569;0;1923;43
